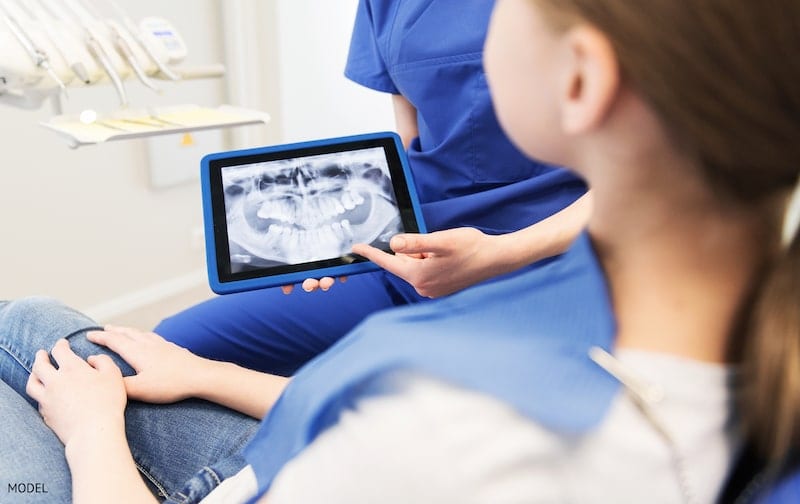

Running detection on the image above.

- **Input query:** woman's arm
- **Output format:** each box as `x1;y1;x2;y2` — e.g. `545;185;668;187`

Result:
353;192;593;298
27;339;157;504
66;427;156;504
87;326;289;419
186;357;289;419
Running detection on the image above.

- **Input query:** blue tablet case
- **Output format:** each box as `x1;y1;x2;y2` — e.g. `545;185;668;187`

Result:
201;132;427;294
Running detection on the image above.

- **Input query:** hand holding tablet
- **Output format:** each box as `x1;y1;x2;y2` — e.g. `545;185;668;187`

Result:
201;132;427;294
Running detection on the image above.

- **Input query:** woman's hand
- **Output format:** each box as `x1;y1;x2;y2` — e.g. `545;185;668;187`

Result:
27;339;158;504
26;338;127;448
90;325;287;419
352;228;501;298
86;325;205;404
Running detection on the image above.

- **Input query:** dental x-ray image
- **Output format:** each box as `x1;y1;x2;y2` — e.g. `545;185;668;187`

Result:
221;147;402;272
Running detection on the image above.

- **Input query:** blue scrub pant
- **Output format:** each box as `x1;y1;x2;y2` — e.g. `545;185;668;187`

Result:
154;271;426;376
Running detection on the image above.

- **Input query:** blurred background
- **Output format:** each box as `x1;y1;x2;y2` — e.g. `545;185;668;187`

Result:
0;0;395;327
5;0;797;331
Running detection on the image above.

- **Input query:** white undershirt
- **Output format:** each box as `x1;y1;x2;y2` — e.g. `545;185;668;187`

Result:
204;350;738;504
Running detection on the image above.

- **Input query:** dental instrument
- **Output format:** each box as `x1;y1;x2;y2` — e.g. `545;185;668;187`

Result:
0;0;66;94
106;0;180;81
108;20;160;92
61;0;128;106
20;0;90;83
78;0;160;92
0;2;268;147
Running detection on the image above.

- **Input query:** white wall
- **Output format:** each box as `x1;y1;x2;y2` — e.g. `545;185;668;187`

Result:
274;0;395;142
0;0;227;317
0;0;394;322
216;0;396;147
2;1;795;324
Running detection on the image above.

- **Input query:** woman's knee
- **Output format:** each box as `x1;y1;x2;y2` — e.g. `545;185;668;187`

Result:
0;296;100;350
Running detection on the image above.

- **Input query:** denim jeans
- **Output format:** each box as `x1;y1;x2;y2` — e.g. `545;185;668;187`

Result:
0;297;260;503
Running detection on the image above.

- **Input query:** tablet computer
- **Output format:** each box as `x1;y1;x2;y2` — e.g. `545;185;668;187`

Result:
201;132;427;294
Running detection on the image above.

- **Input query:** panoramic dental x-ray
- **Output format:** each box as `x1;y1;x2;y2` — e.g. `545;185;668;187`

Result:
222;146;402;271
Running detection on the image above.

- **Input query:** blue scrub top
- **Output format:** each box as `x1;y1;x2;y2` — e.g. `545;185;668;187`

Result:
345;0;586;235
243;233;620;497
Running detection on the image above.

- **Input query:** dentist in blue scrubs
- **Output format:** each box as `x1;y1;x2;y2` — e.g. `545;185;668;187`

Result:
154;0;590;376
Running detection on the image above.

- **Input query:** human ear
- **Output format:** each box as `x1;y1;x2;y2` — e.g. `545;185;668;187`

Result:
558;25;620;135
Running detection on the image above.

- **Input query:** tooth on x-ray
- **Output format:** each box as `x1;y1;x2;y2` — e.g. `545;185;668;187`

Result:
222;147;402;269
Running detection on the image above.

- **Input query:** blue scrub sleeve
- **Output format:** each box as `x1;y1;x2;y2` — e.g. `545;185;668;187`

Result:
344;0;399;94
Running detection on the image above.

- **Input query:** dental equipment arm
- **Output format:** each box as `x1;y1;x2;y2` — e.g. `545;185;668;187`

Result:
0;0;220;105
0;0;258;147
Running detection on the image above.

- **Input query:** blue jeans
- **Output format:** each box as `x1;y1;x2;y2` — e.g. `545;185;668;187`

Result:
0;297;260;503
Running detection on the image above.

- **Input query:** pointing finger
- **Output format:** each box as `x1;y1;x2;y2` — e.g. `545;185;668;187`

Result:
352;243;412;278
390;233;448;255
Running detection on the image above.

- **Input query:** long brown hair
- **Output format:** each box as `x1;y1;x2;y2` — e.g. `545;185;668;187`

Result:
535;0;800;464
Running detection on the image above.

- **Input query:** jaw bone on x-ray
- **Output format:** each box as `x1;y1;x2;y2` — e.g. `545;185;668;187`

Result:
222;147;402;271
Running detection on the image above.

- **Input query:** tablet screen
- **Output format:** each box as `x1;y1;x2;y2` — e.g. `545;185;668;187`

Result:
201;132;426;293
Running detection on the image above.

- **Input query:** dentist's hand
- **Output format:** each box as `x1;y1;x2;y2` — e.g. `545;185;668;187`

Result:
352;227;502;298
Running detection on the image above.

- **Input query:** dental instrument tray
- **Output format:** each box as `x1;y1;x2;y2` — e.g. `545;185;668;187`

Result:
41;104;268;148
201;131;427;294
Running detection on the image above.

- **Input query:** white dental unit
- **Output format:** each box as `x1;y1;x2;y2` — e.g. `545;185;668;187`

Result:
0;0;269;147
